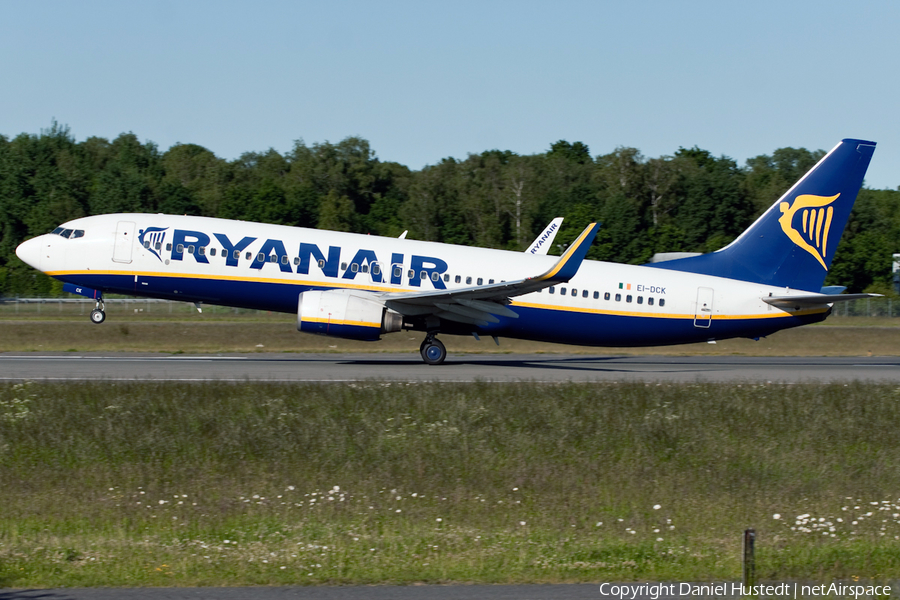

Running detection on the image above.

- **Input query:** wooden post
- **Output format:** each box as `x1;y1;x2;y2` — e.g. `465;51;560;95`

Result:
743;528;756;592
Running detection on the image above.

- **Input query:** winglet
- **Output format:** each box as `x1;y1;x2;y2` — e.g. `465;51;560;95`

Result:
534;222;599;282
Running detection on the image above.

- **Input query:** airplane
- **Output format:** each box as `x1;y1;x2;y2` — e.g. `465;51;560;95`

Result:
15;138;878;365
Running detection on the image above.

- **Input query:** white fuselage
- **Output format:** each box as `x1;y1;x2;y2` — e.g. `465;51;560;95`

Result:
16;213;828;347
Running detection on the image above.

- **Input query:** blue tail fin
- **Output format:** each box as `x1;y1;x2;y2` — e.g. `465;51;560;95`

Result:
649;138;876;291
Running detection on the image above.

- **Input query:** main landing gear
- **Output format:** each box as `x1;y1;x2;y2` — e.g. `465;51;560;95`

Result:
419;334;446;366
90;299;106;324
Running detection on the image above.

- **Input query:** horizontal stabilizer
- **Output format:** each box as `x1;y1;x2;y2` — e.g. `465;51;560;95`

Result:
649;252;702;263
763;293;882;309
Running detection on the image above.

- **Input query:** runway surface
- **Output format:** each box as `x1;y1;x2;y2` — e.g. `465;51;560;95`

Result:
0;352;899;382
2;584;602;600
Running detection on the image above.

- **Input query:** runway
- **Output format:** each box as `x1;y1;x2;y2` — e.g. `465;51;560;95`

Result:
0;352;899;382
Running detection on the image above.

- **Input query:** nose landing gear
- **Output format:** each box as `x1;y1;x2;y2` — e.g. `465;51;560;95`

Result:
90;299;106;324
419;334;446;365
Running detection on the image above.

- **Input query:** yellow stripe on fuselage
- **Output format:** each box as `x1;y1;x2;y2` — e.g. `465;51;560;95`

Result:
48;269;827;322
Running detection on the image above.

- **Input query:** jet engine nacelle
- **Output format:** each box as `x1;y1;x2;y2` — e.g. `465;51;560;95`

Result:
297;290;403;341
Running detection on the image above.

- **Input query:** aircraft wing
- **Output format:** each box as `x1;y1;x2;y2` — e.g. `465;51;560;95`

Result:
763;293;882;309
380;222;599;326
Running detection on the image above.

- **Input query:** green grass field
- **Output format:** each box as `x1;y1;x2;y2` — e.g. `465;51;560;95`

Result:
1;381;899;586
3;305;900;356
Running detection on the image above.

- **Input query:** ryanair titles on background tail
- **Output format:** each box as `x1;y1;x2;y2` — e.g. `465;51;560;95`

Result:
598;582;891;599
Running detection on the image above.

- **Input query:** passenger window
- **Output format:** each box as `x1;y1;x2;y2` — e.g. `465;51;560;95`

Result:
626;295;632;303
351;263;359;273
432;272;439;281
269;255;277;263
593;291;599;299
198;247;205;256
637;296;643;304
489;279;494;284
257;253;265;262
455;275;461;283
408;269;414;279
294;257;300;265
143;241;150;248
372;264;380;275
571;289;577;297
245;252;252;260
444;274;449;282
560;287;566;295
341;262;348;270
155;243;161;250
167;243;173;251
281;255;289;265
318;259;326;269
549;287;555;294
659;299;666;307
176;244;184;253
648;297;654;306
466;276;472;284
420;271;427;280
361;264;368;273
234;250;240;259
477;278;483;285
188;245;195;254
604;292;610;300
615;293;621;301
210;248;217;256
394;267;402;278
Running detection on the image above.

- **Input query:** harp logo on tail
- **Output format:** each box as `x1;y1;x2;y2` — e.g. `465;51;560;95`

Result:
777;193;840;270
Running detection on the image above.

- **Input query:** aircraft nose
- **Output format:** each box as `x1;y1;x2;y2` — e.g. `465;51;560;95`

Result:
15;236;43;271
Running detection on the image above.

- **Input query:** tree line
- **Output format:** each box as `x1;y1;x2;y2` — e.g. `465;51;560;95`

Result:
1;122;897;296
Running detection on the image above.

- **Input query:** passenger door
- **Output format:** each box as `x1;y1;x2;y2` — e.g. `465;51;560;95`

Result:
112;221;136;264
693;287;714;328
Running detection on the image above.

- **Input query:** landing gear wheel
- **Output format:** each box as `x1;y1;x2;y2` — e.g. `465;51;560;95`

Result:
420;337;446;366
90;309;106;324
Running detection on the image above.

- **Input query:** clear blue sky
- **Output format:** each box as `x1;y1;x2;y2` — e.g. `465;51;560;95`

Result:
1;0;897;189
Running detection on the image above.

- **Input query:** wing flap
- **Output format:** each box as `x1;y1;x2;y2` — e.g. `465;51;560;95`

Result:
435;302;501;323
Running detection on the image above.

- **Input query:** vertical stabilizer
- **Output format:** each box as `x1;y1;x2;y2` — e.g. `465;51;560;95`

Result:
649;139;876;291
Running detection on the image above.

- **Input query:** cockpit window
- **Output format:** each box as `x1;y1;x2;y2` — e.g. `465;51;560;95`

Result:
51;227;85;239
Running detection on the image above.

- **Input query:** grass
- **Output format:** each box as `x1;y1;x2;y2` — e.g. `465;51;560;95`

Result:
3;297;900;356
2;318;900;356
1;381;900;586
